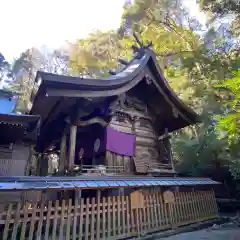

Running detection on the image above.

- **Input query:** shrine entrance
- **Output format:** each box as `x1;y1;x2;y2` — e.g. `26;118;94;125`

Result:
74;124;106;175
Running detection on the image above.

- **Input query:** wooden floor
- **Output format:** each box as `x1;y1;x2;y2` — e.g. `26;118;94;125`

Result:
0;189;218;240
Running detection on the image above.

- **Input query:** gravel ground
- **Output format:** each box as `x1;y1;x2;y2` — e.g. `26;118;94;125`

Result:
159;226;240;240
142;216;240;240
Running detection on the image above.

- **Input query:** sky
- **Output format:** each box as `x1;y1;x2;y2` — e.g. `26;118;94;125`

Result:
0;0;206;62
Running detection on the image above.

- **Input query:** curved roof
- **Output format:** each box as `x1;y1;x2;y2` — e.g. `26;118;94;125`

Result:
31;47;199;149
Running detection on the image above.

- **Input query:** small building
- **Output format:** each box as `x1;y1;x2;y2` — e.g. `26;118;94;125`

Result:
0;89;40;176
0;45;219;239
0;89;40;208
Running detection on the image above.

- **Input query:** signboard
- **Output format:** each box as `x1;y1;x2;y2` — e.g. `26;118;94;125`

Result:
163;190;175;203
130;190;144;209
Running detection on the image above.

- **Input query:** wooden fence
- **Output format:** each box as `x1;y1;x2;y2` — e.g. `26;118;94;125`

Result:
0;189;218;240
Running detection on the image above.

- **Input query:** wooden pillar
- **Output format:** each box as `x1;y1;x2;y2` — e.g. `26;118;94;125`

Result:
92;157;96;165
40;154;48;176
36;154;41;176
132;117;137;173
69;125;77;169
59;133;67;172
24;145;33;176
167;136;176;174
105;151;110;168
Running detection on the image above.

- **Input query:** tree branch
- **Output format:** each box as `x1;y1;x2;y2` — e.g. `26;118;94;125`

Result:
156;50;194;57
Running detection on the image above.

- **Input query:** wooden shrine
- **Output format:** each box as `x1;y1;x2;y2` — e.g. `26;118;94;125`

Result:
0;43;219;239
30;44;198;177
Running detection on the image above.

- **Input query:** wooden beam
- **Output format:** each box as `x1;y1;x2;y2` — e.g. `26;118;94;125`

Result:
77;117;108;127
69;125;77;169
59;133;67;172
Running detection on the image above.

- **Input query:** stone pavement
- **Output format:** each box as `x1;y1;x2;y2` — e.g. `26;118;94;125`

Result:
160;228;240;240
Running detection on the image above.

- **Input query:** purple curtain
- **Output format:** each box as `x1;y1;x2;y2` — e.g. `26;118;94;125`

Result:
106;127;135;156
75;125;105;164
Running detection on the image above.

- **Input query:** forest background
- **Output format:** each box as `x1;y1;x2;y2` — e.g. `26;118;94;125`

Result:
1;0;240;195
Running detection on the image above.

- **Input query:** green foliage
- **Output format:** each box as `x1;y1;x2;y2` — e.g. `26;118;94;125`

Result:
173;128;228;176
6;48;70;113
0;53;11;84
215;72;240;179
200;0;240;15
7;48;43;112
216;72;240;143
200;0;240;36
69;30;133;77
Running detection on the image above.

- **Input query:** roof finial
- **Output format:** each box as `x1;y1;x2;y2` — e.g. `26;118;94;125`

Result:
131;32;153;55
131;45;140;53
145;41;153;49
109;70;117;75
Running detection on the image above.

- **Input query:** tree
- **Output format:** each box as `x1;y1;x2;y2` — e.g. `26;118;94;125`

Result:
199;0;240;35
7;48;43;112
7;47;70;113
214;71;240;179
199;0;240;14
69;1;203;76
170;24;240;177
0;53;11;86
39;47;69;75
69;30;133;77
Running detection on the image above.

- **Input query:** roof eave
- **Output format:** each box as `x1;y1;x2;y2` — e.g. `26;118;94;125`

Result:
146;50;199;130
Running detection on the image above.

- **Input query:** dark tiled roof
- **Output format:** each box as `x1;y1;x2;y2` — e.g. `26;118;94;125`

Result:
0;113;41;142
0;113;40;126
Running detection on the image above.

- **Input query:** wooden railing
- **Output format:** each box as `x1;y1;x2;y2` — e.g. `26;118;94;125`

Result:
0;189;218;239
78;163;173;175
80;165;125;175
135;162;174;174
145;162;172;169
